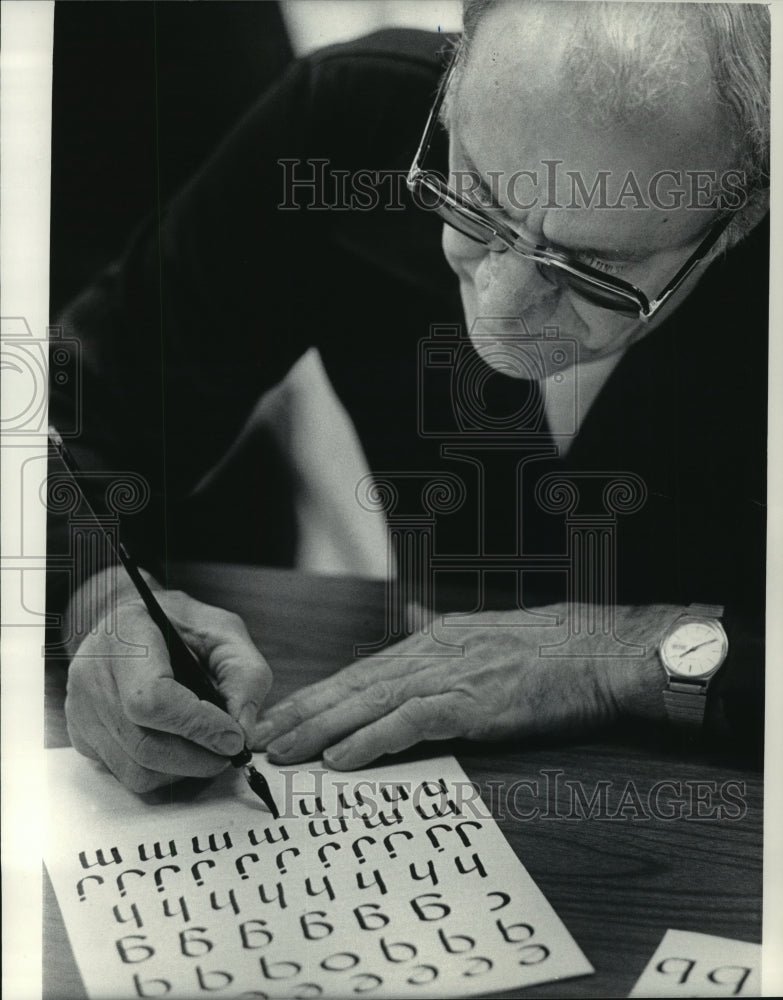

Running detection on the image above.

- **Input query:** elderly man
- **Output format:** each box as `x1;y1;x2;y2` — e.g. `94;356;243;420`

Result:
51;0;769;792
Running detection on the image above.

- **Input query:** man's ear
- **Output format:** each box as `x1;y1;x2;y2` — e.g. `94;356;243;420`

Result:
725;186;769;249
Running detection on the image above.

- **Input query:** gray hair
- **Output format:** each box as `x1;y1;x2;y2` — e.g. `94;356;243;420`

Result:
457;1;769;244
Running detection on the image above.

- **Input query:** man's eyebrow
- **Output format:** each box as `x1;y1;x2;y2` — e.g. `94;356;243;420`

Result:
457;132;647;263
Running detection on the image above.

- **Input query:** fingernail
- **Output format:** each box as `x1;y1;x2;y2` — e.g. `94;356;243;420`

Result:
267;731;297;760
239;705;259;738
323;743;346;768
217;730;244;756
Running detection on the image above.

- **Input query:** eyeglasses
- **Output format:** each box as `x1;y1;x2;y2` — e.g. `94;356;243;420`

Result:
406;45;735;320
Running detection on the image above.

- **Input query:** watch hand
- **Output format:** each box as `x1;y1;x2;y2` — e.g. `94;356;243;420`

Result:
678;638;719;658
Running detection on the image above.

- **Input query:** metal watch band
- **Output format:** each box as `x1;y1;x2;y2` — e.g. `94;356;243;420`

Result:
663;682;709;727
687;603;724;619
662;605;725;731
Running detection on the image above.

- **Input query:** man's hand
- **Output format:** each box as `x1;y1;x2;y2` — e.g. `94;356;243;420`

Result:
255;603;679;769
65;591;272;792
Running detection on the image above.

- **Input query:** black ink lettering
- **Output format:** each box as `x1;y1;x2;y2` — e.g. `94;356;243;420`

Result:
463;956;493;977
248;825;289;847
300;911;334;941
350;972;383;994
321;952;360;972
455;821;483;847
153;865;181;893
496;917;534;944
416;800;459;820
258;882;287;910
210;889;240;915
275;847;301;874
353;903;390;932
137;841;177;862
518;944;550;966
191;860;216;887
236;853;260;880
317;842;342;869
195;966;233;991
408;860;438;886
356;869;387;895
259;957;301;980
406;965;438;985
410;893;450;922
380;937;417;963
361;808;403;830
116;870;146;897
438;928;475;954
133;973;171;996
162;896;190;923
383;831;413;859
179;927;213;959
76;874;104;900
425;823;452;851
79;847;122;869
487;891;510;911
239;920;273;950
308;818;348;838
116;934;154;964
113;902;143;929
305;875;335;902
191;832;232;854
454;853;487;878
351;835;377;864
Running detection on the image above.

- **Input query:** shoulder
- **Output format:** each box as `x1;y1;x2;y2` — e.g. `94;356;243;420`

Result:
307;27;455;77
300;28;454;125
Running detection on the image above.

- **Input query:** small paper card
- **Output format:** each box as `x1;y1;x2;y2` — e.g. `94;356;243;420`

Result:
628;929;761;997
45;748;593;998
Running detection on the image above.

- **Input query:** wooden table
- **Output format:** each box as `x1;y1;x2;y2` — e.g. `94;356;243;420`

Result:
44;564;763;999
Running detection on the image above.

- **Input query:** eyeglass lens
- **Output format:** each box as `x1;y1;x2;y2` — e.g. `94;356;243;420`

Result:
415;175;641;316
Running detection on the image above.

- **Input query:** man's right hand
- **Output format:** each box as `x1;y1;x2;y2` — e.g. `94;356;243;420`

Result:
65;590;273;792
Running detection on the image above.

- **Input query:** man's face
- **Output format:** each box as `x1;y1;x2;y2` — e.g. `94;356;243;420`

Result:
442;2;737;373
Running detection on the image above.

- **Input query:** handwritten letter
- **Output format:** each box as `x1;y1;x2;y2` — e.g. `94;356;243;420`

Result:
46;748;593;998
629;930;761;997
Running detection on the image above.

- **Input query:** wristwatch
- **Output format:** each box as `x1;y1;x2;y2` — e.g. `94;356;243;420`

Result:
659;604;728;729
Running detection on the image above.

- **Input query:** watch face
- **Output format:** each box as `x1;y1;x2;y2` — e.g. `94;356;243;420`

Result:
660;619;728;679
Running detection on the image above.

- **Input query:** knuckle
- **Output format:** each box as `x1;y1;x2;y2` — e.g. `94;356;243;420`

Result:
430;696;463;732
122;764;167;794
277;699;304;729
123;685;168;726
362;680;397;714
396;696;427;729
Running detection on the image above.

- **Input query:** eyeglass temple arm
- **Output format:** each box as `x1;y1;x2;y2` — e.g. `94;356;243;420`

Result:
408;47;460;182
645;213;734;316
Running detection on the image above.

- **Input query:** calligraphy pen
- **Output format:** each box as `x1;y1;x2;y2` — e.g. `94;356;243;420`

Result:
48;426;279;818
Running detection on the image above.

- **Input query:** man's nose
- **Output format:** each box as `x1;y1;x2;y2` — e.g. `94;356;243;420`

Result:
469;240;557;314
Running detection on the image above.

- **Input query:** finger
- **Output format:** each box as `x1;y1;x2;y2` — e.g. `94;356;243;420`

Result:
158;596;274;739
266;674;425;764
85;717;207;794
254;656;425;748
322;693;469;770
109;616;246;757
92;666;241;776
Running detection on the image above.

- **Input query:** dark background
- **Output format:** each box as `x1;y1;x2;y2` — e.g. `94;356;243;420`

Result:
50;1;297;565
50;0;292;313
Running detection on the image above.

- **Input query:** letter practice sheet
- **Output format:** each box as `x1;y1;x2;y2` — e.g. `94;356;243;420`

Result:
45;748;594;998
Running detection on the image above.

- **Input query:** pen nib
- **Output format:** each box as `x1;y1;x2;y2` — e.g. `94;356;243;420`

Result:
244;763;279;819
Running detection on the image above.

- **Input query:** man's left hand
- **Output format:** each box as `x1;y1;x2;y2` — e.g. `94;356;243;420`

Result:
254;603;678;769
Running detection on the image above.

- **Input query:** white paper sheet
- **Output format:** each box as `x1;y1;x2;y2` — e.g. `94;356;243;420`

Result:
45;748;593;998
628;929;761;997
